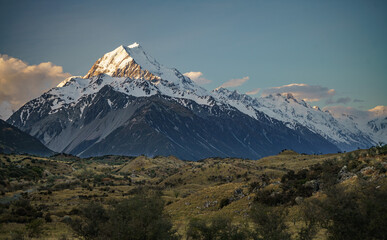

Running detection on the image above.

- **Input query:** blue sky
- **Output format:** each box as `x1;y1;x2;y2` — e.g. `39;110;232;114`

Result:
0;0;386;114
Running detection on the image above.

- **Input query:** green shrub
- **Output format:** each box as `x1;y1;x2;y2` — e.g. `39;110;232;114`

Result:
0;164;43;181
105;193;176;240
187;216;250;240
26;218;44;238
297;199;327;240
254;188;295;206
70;202;108;240
219;197;231;209
296;179;387;240
250;203;291;240
322;182;387;240
0;198;43;223
70;192;177;240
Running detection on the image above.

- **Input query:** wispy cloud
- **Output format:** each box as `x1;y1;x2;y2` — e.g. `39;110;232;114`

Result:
0;54;71;116
261;83;335;102
326;97;352;105
246;88;260;95
183;71;211;85
217;76;249;89
353;99;364;103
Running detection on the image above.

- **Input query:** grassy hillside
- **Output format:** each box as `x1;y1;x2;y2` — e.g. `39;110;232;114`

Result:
0;146;386;239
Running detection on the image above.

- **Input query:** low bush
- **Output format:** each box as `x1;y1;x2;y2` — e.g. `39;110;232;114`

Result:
250;203;291;240
187;216;250;240
0;198;43;223
69;192;177;240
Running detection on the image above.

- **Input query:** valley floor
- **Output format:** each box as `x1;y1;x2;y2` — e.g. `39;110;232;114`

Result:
0;146;386;239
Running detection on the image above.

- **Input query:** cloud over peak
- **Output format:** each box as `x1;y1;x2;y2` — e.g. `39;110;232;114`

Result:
217;76;249;89
261;83;335;102
246;88;260;95
183;71;211;85
368;105;387;117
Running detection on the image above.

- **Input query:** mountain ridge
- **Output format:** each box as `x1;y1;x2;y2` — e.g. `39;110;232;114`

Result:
6;43;380;159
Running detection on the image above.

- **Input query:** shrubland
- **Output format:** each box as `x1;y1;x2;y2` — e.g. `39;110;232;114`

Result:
0;146;386;239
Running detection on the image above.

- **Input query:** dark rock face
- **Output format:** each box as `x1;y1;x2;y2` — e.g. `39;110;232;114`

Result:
0;119;54;156
8;86;339;160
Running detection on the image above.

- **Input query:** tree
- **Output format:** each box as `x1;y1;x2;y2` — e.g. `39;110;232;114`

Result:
70;192;177;240
322;181;387;240
105;193;177;240
250;203;291;240
297;198;327;240
187;215;250;240
70;202;108;240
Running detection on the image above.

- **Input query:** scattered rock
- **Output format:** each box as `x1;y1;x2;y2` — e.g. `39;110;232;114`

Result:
203;200;218;208
360;166;375;175
338;166;356;182
295;196;304;205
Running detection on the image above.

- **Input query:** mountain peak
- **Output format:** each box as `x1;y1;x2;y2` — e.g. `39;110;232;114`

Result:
284;92;295;100
128;42;140;48
213;87;230;93
83;43;160;80
83;43;190;86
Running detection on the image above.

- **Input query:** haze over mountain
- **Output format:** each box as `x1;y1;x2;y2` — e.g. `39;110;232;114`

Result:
6;43;384;160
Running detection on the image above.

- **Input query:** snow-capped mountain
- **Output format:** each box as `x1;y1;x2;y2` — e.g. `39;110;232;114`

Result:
327;110;386;147
7;43;375;159
212;89;376;151
54;43;213;108
366;117;387;144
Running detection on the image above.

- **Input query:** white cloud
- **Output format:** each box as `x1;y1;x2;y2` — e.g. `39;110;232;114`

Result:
183;71;211;85
246;88;260;95
0;54;71;115
217;76;249;89
368;105;387;117
261;83;335;102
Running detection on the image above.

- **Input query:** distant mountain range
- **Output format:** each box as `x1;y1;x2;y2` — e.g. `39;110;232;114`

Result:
6;43;385;160
0;119;53;156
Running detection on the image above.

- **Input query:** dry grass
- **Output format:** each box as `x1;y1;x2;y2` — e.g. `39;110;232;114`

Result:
0;147;386;239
